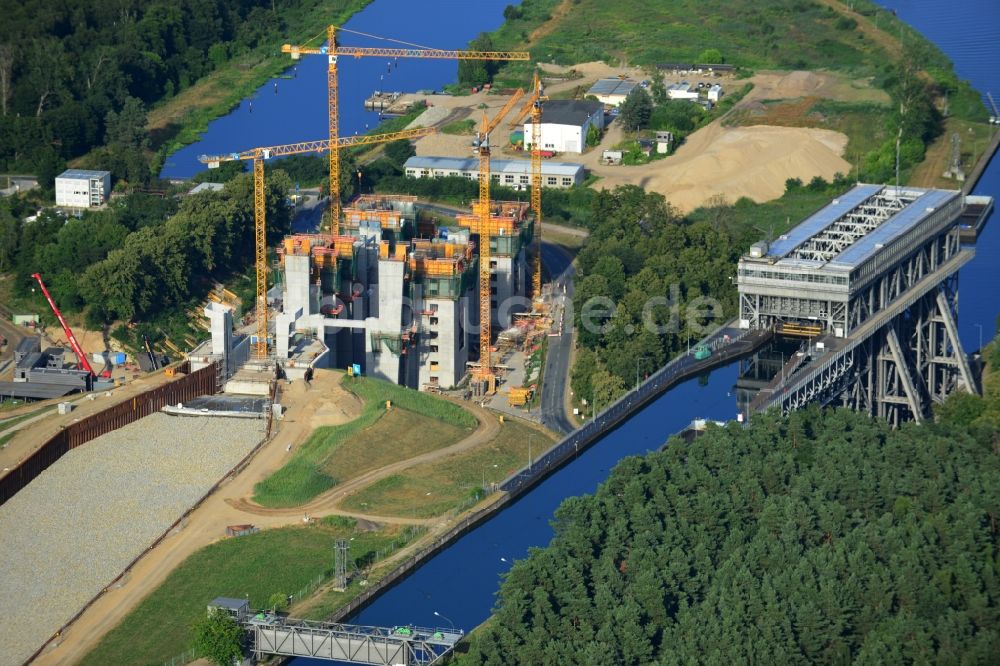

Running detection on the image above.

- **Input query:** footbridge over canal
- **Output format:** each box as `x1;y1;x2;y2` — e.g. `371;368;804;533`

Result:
737;184;992;425
209;598;462;665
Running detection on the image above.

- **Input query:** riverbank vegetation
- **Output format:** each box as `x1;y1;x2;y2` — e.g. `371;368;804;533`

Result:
0;0;369;189
457;379;1000;663
78;521;419;666
253;376;476;508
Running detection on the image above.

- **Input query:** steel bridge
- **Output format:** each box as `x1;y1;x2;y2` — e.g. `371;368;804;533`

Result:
737;184;991;425
208;598;461;665
245;614;461;664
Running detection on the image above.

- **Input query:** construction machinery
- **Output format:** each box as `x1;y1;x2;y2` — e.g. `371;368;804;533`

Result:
198;126;435;358
509;73;548;300
471;89;526;392
30;272;96;376
281;25;530;224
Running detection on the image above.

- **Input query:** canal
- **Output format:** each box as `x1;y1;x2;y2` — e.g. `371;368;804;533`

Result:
173;0;997;659
159;0;516;179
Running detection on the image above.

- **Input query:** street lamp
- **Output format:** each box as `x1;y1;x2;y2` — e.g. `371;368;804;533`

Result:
433;611;456;631
527;435;534;470
974;323;983;352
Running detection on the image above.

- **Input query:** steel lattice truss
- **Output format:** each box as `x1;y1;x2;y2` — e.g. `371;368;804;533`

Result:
248;615;460;665
791;191;916;262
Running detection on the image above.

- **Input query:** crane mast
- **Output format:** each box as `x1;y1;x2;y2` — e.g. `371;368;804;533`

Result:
198;127;437;358
281;26;529;230
478;113;494;391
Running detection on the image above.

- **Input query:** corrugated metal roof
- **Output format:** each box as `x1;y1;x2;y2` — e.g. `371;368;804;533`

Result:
832;189;958;267
0;381;79;400
404;156;584;178
766;184;883;258
588;78;637;97
57;169;110;180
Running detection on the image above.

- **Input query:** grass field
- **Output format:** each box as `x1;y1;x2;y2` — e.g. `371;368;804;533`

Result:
340;419;556;518
441;119;477;135
253;377;476;507
488;0;894;85
78;522;413;666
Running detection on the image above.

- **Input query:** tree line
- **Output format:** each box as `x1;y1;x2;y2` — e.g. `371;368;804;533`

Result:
569;185;741;407
0;0;309;186
458;355;1000;664
2;169;291;330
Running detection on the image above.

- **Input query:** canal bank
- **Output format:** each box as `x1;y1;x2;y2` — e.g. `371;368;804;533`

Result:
280;2;998;660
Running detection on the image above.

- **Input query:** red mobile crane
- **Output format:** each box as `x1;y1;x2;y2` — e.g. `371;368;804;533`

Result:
31;272;96;376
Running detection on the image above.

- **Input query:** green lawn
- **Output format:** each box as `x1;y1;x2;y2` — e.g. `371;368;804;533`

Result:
341;419;555;518
441;118;477;135
79;522;415;666
252;377;476;507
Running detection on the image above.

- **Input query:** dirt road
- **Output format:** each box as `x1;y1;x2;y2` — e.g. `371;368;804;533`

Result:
32;371;499;665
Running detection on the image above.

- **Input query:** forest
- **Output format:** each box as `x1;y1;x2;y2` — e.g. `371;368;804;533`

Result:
0;169;291;342
0;0;361;184
458;350;1000;664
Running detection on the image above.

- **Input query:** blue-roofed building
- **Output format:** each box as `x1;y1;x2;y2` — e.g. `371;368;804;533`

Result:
403;156;585;189
738;184;966;337
55;169;111;208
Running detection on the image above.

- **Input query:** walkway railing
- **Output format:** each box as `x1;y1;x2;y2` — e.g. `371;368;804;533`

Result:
500;324;769;494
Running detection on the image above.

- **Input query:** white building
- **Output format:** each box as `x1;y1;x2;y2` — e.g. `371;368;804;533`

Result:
667;82;699;101
524;100;604;154
54;169;111;208
403;156;585;189
586;78;639;107
707;84;723;102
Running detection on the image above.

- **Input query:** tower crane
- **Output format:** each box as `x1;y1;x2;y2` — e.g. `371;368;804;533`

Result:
199;126;436;359
281;25;530;226
508;72;547;299
472;88;526;392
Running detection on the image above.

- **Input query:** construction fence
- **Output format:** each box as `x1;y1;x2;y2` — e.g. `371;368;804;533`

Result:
0;362;219;506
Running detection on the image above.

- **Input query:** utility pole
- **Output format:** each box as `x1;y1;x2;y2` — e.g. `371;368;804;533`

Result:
334;539;349;590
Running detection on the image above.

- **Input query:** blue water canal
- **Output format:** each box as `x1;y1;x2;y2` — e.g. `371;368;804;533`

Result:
159;0;515;179
168;0;999;657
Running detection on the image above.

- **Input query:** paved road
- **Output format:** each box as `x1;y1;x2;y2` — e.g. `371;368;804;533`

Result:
539;242;577;435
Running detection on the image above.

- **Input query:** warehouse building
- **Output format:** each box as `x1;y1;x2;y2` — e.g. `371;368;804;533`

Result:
523;99;604;154
55;169;111;208
587;78;639;106
403;156;585;189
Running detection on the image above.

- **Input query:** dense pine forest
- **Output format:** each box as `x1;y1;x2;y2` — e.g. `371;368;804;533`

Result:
459;339;1000;664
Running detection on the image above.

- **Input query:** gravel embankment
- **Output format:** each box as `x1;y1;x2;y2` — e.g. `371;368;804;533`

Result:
0;414;264;666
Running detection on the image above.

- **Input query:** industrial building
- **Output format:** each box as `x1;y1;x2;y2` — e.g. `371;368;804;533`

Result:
586;78;639;106
54;169;111;208
403;156;585;189
523;99;604;154
266;195;534;391
0;336;93;401
666;82;699;100
737;183;985;425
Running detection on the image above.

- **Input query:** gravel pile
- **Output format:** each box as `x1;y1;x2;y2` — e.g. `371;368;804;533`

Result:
0;414;264;666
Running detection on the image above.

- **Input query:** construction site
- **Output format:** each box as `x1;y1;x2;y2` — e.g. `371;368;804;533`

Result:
0;26;571;666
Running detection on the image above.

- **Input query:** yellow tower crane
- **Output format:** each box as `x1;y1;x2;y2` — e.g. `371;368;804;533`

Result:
281;26;530;228
473;88;526;392
509;72;547;300
199;126;436;359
